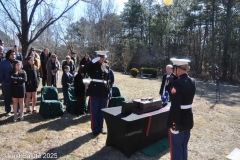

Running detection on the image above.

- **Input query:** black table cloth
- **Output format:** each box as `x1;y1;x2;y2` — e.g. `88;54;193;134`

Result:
101;105;170;157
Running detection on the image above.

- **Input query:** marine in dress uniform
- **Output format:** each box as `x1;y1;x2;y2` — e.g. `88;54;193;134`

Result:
81;51;110;136
167;58;196;160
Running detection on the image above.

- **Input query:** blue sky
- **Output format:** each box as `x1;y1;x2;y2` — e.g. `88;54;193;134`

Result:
116;0;128;13
55;0;128;23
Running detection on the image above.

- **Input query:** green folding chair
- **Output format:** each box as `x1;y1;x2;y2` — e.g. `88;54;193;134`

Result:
66;87;77;115
108;87;125;108
39;86;64;118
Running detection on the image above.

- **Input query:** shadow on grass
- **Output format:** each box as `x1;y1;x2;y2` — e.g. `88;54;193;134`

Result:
0;111;47;125
36;132;93;160
196;81;240;107
27;114;90;132
0;115;14;125
0;112;6;119
82;146;169;160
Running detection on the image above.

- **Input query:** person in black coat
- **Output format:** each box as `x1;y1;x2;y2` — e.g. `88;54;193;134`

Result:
70;51;77;67
61;65;74;106
104;60;114;99
40;48;51;86
74;67;87;116
159;64;178;105
9;60;27;122
23;56;40;113
80;54;91;66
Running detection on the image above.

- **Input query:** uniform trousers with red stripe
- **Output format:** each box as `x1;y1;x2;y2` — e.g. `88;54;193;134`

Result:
89;97;107;133
168;129;190;160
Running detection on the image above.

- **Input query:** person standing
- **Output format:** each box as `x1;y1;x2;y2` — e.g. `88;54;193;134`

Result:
0;46;5;61
80;54;91;66
62;55;75;76
40;48;51;86
0;50;17;115
159;64;177;106
70;51;77;66
23;51;41;69
23;56;40;113
74;67;87;116
0;39;8;55
0;46;5;96
61;65;74;106
13;45;23;62
46;54;60;87
9;60;27;121
167;58;196;160
80;54;92;112
26;47;40;59
104;60;114;99
81;51;110;136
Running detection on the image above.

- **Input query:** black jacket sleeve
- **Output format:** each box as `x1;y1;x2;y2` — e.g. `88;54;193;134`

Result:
159;74;166;95
9;71;27;84
74;74;85;96
81;61;93;74
61;73;67;87
72;63;75;73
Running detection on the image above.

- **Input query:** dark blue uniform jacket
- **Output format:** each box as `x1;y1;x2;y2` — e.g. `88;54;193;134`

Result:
167;73;196;131
81;61;109;98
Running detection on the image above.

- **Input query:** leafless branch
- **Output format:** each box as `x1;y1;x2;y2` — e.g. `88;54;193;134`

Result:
0;1;21;35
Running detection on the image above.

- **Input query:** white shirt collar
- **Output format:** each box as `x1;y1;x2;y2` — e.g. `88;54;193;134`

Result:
166;74;171;78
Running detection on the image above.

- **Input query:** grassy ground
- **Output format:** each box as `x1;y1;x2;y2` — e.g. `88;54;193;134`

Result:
0;72;240;160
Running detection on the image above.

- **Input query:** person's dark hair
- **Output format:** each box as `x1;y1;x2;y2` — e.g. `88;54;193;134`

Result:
85;54;91;60
5;50;15;60
44;48;49;52
64;65;70;70
12;60;24;73
27;50;36;57
26;56;32;61
27;56;37;70
78;66;85;76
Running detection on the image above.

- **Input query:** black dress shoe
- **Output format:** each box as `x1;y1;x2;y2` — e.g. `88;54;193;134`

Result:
93;132;100;136
100;130;107;135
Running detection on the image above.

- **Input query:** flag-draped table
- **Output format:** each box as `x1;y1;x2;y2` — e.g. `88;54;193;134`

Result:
101;104;170;157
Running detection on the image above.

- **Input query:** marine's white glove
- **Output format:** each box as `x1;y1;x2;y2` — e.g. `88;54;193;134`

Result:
170;128;179;134
92;57;100;63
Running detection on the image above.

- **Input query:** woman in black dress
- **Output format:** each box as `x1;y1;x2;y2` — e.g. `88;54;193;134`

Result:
23;56;40;113
9;60;27;122
74;67;87;116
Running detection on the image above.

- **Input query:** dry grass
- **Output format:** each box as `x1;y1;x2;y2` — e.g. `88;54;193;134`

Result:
0;72;240;160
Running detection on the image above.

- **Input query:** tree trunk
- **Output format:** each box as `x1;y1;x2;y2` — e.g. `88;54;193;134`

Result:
211;0;215;65
20;0;29;56
222;0;232;79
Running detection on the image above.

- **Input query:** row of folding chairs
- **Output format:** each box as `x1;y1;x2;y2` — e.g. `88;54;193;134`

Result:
39;86;125;118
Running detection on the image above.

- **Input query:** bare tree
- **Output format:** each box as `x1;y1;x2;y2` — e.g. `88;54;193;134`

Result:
0;0;91;56
84;0;117;49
